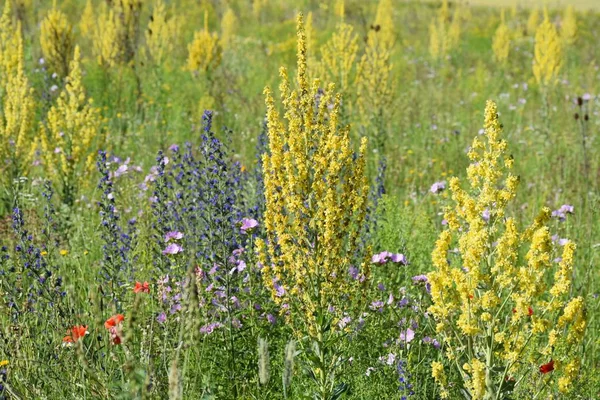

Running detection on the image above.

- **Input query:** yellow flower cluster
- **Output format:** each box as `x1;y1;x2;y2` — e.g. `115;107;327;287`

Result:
428;100;586;399
0;18;35;187
463;359;486;399
0;1;20;78
257;13;369;339
533;11;562;86
356;33;395;147
527;8;540;36
146;0;179;66
334;0;345;20
431;361;449;399
560;5;577;45
39;47;101;205
221;7;238;50
93;0;142;68
429;5;462;61
187;12;222;74
367;0;395;51
79;0;94;39
320;22;358;95
492;12;510;65
40;5;74;78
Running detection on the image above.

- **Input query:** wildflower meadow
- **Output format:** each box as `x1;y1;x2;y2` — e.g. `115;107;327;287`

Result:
0;0;598;399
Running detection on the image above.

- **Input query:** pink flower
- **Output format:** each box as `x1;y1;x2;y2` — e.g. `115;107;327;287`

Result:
240;218;258;234
164;231;184;242
162;243;183;255
399;328;415;343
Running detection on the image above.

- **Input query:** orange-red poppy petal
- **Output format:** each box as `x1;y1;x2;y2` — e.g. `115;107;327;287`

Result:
540;360;554;374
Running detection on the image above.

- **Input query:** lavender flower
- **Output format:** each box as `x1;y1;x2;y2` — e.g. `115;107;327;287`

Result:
163;243;183;255
164;231;184;242
372;251;408;265
399;328;415;343
240;218;258;234
430;181;446;194
551;204;574;221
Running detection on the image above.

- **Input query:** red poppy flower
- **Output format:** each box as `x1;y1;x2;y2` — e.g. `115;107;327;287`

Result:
134;281;150;294
62;325;88;346
104;314;124;329
539;360;554;374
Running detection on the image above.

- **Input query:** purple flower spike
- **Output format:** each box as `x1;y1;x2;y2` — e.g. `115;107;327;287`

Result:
162;243;183;255
412;275;428;283
156;312;166;324
168;144;179;152
430;181;446;194
164;231;184;242
240;218;259;234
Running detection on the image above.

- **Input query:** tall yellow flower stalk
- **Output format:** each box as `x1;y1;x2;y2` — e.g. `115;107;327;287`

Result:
356;36;395;149
146;0;178;66
334;0;345;21
221;7;237;49
428;101;585;399
257;13;369;398
321;21;358;96
560;5;577;45
429;3;461;61
492;11;511;65
0;27;35;190
368;0;395;51
438;0;450;23
429;20;442;60
527;8;540;36
0;1;20;79
187;11;222;73
79;0;94;39
93;6;122;68
40;5;74;78
533;12;562;86
447;8;461;50
93;0;142;67
39;46;101;206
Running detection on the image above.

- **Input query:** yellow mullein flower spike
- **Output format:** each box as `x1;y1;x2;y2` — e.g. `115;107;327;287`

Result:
533;11;563;86
560;5;577;45
428;101;585;399
221;7;238;50
146;0;179;66
492;11;510;65
39;46;101;205
187;11;222;73
259;13;369;342
40;5;74;78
